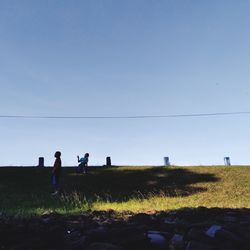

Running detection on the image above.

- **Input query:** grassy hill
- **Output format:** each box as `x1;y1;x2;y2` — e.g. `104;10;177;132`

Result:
0;166;249;216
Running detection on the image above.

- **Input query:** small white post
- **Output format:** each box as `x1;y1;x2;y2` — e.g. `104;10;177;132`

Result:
224;157;231;166
164;157;170;166
38;157;44;167
106;157;111;166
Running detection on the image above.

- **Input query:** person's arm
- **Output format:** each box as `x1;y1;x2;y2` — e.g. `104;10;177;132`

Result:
77;155;80;163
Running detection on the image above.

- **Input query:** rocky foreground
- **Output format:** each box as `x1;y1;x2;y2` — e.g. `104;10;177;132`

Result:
0;208;249;250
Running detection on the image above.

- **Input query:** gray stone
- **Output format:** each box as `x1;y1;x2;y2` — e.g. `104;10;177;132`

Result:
147;231;169;248
148;230;172;240
169;234;184;250
206;225;221;238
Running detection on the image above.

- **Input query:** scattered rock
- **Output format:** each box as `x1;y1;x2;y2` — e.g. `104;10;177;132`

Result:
0;209;249;250
206;225;221;237
169;234;184;250
147;231;169;248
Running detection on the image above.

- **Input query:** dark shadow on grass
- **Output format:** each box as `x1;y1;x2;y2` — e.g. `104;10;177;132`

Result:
0;167;220;214
64;167;220;202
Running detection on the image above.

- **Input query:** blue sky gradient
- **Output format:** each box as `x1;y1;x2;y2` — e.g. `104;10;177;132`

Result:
1;0;250;166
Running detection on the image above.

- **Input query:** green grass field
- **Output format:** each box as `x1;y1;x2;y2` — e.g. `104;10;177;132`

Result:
0;166;249;216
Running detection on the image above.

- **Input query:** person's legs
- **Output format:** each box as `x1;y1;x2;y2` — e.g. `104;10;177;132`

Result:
51;174;59;194
76;165;80;173
78;163;84;173
51;174;56;188
83;164;88;174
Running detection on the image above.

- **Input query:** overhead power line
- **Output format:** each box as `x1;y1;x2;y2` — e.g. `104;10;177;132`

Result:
1;111;250;119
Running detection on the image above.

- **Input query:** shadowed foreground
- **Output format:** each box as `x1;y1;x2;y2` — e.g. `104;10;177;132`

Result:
0;208;249;250
0;166;249;249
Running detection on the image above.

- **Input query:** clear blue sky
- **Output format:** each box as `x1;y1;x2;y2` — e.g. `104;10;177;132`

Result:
1;0;250;166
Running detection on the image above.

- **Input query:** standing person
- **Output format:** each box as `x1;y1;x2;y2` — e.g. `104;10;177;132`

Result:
77;153;89;174
51;151;62;195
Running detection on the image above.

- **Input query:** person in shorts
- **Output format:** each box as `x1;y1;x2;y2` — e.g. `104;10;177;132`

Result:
77;153;89;174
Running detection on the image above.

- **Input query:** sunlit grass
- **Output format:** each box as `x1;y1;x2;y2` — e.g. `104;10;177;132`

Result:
0;166;249;216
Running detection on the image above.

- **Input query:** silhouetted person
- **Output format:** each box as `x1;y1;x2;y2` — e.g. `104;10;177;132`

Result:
77;153;89;174
51;151;62;195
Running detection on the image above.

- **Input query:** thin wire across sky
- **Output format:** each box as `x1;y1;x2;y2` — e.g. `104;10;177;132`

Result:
1;111;250;119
